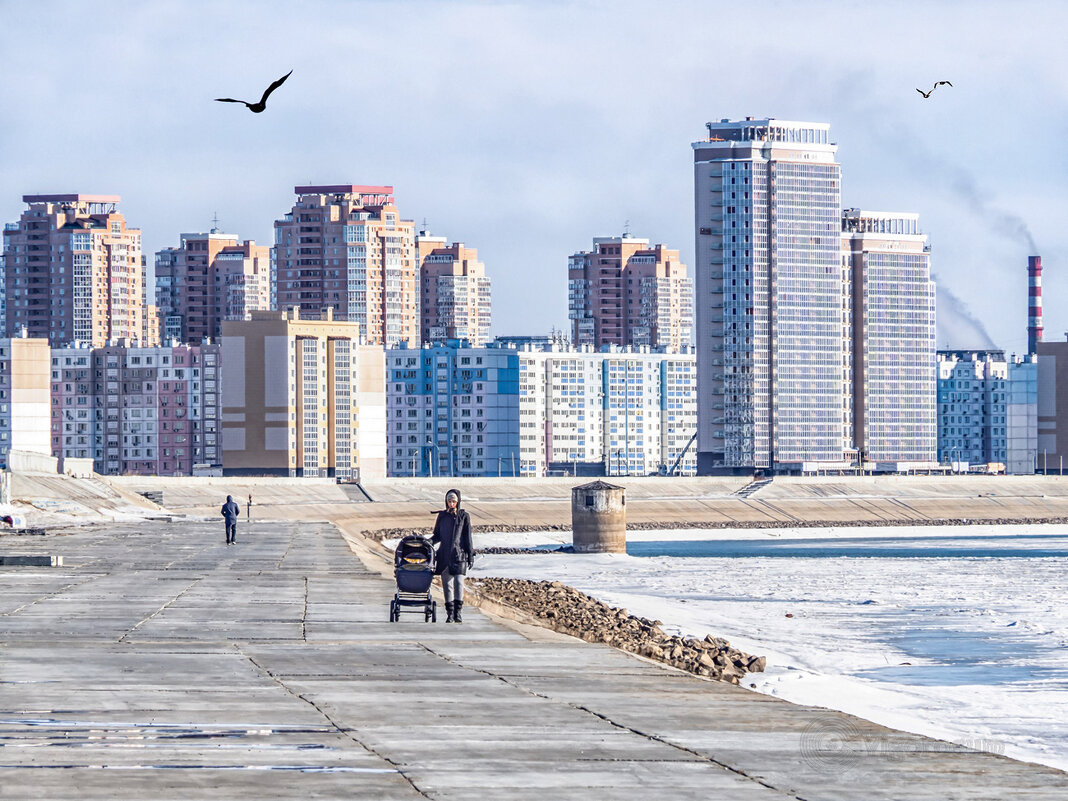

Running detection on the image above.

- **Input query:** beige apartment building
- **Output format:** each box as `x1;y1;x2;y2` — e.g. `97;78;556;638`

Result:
0;337;51;470
3;194;144;347
416;232;492;345
274;185;418;347
220;309;386;479
142;304;161;348
155;232;270;344
568;235;693;351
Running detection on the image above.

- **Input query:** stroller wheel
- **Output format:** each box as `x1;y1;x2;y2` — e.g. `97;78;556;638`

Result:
389;601;398;622
431;601;437;622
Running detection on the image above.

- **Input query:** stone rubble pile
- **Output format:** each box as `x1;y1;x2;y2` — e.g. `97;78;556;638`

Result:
367;524;570;541
470;576;765;684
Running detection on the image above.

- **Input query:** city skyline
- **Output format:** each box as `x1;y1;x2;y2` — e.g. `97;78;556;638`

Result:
2;1;1064;356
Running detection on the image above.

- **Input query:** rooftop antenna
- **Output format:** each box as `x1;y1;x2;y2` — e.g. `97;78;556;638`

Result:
623;219;631;237
210;211;220;234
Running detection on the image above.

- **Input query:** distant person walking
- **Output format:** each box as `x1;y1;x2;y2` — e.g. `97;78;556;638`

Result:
432;488;474;623
221;495;241;545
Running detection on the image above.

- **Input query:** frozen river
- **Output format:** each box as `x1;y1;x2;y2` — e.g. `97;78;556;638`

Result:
470;524;1068;773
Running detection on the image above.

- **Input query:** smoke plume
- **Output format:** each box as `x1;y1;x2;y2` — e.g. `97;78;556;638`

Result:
935;280;998;349
949;169;1038;254
855;107;1039;254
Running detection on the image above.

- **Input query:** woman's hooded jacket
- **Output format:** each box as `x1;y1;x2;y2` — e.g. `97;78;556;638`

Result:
431;488;473;576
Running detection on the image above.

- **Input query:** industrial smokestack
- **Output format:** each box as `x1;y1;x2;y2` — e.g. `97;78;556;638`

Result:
1028;255;1043;355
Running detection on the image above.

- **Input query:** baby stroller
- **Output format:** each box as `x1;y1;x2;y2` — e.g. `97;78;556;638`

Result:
390;534;438;623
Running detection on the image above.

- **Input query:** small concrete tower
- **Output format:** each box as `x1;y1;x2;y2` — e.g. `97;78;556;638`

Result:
571;480;626;553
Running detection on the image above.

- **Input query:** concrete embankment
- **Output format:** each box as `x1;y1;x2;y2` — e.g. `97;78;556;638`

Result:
104;474;1068;535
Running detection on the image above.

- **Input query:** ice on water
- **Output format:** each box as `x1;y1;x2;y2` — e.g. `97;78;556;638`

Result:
475;523;1068;773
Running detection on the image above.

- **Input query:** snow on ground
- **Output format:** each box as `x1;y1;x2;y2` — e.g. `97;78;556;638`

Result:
469;524;1068;773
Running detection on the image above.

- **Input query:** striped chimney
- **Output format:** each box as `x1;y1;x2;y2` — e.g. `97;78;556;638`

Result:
1028;255;1043;355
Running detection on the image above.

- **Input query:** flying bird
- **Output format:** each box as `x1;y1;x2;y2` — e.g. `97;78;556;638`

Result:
215;70;293;113
916;80;952;98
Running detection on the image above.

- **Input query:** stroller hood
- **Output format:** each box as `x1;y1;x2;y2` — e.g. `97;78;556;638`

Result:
394;533;436;570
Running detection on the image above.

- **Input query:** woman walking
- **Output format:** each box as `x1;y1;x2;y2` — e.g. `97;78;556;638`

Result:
431;488;474;623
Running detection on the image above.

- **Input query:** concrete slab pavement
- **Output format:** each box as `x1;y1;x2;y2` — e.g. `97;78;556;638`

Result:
1;519;1065;799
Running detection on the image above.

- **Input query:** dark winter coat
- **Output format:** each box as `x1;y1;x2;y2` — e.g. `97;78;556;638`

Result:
431;488;474;576
221;496;240;522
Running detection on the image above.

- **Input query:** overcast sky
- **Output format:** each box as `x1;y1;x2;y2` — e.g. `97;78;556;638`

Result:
2;0;1065;355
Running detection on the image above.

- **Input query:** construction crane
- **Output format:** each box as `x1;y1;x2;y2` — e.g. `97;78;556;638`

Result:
668;431;698;476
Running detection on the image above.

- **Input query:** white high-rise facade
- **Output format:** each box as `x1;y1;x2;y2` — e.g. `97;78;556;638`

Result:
842;210;937;470
693;119;847;473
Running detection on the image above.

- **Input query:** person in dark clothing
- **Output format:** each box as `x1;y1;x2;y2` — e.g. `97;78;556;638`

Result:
431;488;474;623
221;495;240;545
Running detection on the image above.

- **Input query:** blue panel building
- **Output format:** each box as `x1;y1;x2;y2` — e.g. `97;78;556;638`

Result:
386;340;520;477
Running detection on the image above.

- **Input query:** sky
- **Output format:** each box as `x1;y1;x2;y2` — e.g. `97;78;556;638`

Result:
2;0;1066;355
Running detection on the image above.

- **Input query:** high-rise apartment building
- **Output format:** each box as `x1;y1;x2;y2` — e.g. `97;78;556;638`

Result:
843;209;937;469
0;337;51;470
386;341;519;477
155;232;270;344
0;254;6;334
416;233;492;346
142;304;161;348
49;344;96;469
273;185;418;347
517;343;697;477
693;119;847;474
568;235;693;351
221;309;386;479
383;340;696;477
3;194;144;347
52;341;223;476
939;350;1038;474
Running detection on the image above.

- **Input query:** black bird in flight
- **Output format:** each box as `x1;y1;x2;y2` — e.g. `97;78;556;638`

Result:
916;80;952;98
215;70;292;113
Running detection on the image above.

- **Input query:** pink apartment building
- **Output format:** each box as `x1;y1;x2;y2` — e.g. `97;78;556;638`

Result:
273;185;418;346
3;194;145;347
568;235;693;351
416;232;492;346
51;342;221;476
155;232;270;343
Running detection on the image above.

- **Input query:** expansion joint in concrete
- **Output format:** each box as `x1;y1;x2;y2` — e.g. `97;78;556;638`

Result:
117;577;202;643
301;576;308;642
5;578;88;617
569;702;807;799
237;648;433;799
416;644;806;799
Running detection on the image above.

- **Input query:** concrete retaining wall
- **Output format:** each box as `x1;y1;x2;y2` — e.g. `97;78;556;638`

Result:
7;450;58;474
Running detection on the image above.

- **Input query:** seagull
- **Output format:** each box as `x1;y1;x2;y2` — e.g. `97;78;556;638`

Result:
916;80;952;98
215;70;293;113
